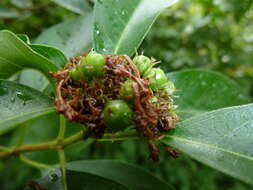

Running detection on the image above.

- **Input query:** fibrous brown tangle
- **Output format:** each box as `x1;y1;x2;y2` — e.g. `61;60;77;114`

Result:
51;54;177;161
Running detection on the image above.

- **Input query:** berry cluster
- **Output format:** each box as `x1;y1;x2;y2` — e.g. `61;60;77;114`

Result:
51;51;178;161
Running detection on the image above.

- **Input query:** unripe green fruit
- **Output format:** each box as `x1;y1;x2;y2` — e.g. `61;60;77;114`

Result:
80;52;105;78
102;100;133;131
69;67;82;81
133;55;152;76
144;68;168;91
119;79;135;99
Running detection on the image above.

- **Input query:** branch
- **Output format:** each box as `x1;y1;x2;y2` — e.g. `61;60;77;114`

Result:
0;130;141;159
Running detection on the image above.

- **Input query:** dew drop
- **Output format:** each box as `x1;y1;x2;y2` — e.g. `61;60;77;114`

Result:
10;97;15;103
121;10;126;16
16;91;32;105
94;23;101;36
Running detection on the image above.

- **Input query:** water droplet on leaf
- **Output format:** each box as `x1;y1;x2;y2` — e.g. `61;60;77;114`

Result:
16;91;32;105
10;97;15;103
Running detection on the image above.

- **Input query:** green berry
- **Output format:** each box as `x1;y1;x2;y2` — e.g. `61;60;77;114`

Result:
133;55;152;76
119;79;135;99
80;52;105;78
144;68;168;91
102;100;133;131
69;67;82;81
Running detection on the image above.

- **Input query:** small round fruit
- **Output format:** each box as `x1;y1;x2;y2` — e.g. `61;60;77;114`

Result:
102;100;133;131
133;55;152;76
69;67;82;81
80;52;105;78
119;79;135;99
144;68;168;91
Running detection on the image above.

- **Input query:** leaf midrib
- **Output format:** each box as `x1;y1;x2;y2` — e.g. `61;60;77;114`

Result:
113;0;142;53
166;135;253;162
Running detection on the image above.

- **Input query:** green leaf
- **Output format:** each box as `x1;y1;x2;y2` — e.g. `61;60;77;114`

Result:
30;44;68;68
93;0;178;55
17;44;67;91
162;104;253;185
0;30;59;82
0;80;54;135
17;34;30;44
66;160;174;189
168;69;250;118
52;0;92;15
18;69;49;92
27;160;174;190
25;170;127;190
35;14;93;57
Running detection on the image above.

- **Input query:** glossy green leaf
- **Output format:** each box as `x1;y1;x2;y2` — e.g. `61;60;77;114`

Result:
0;30;59;82
30;44;68;68
0;80;54;135
18;44;67;91
35;14;93;57
27;160;174;189
162;104;253;185
168;69;250;118
93;0;178;55
66;160;174;189
52;0;92;14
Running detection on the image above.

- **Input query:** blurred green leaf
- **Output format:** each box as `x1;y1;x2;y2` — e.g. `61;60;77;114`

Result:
93;0;178;55
11;0;32;9
0;30;59;82
18;70;50;92
0;7;20;18
35;14;93;57
162;104;253;185
168;69;250;118
0;80;54;135
52;0;92;15
27;160;174;190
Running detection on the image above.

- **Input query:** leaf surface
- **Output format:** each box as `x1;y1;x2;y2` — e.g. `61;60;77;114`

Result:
0;80;54;135
93;0;178;55
168;69;250;118
162;104;253;185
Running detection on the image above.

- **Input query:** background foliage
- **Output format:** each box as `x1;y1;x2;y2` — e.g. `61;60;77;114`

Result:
0;0;253;189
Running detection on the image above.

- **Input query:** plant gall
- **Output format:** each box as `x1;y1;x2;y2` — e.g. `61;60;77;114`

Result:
51;52;178;162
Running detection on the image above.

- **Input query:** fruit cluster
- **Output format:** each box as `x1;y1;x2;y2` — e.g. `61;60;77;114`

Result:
52;51;178;161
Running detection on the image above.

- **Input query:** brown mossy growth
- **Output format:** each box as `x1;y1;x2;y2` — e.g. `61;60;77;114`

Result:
51;53;177;162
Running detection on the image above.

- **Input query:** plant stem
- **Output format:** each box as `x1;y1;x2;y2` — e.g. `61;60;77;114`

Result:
19;155;55;170
58;149;68;190
57;115;68;190
57;115;66;140
0;130;141;159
